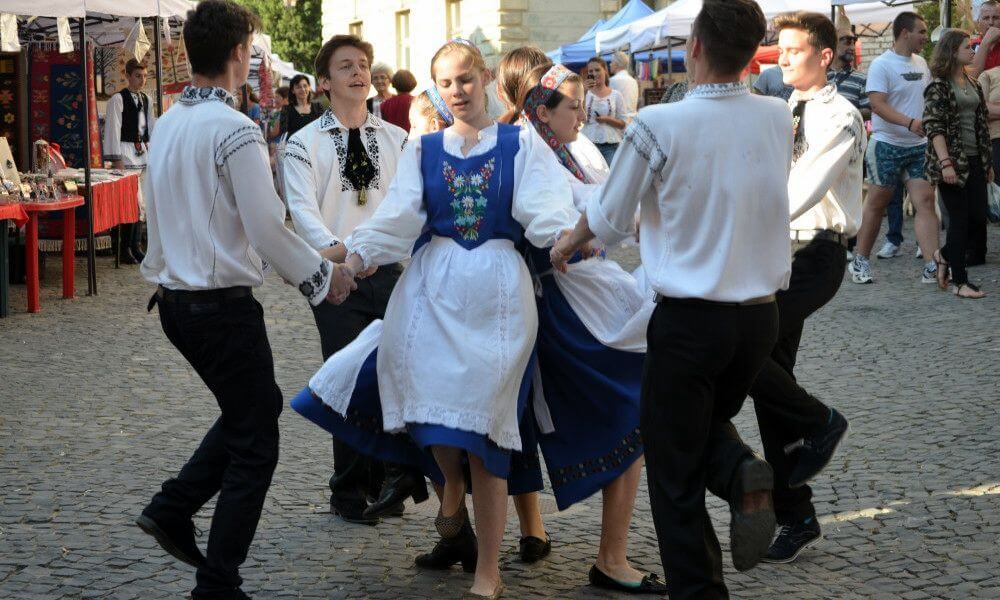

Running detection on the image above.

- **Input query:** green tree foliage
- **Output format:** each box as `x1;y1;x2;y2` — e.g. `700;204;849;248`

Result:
236;0;322;76
916;0;967;61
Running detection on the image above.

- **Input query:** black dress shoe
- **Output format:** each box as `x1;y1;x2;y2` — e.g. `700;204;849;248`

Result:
135;512;207;568
415;519;478;573
130;247;146;263
727;454;776;572
330;496;378;526
786;408;849;488
518;535;551;563
588;565;668;595
363;466;428;520
761;517;822;563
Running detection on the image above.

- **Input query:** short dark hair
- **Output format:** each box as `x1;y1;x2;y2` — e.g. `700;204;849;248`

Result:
391;69;417;94
125;59;146;75
183;0;260;77
275;85;290;99
774;11;837;54
314;35;375;80
893;11;925;40
692;0;767;76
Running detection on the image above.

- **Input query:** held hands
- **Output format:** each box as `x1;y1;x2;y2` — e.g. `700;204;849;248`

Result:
319;242;347;263
326;263;358;305
550;229;579;274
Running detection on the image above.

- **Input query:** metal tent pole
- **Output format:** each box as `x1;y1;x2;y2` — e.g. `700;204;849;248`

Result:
153;17;164;115
81;17;97;295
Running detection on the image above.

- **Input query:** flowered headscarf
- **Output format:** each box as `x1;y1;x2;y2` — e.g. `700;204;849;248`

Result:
521;64;589;183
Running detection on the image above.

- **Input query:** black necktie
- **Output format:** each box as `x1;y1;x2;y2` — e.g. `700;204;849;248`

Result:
792;100;807;160
345;127;376;205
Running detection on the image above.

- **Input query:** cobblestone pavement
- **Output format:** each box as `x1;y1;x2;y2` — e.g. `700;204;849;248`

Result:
2;223;999;599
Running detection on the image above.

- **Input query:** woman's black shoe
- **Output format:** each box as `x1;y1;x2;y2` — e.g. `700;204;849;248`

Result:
363;466;429;519
518;535;551;563
588;565;668;595
414;520;477;573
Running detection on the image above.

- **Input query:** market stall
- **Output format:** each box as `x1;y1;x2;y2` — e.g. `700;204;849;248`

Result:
0;0;193;312
545;0;654;67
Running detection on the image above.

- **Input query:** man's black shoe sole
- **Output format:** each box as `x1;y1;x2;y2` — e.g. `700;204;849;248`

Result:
760;532;823;564
135;515;206;569
730;458;776;573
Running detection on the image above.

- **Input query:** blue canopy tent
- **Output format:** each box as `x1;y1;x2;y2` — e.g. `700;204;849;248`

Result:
634;48;686;74
545;0;654;68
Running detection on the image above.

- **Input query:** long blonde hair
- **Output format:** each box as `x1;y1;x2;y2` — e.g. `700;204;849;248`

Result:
496;47;551;124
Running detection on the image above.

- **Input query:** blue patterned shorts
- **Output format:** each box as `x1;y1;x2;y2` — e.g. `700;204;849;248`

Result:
865;139;927;188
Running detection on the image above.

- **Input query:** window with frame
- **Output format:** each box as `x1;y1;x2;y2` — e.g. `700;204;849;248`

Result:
396;10;411;70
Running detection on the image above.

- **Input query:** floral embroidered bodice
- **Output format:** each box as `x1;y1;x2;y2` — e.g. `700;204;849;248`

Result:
418;124;522;251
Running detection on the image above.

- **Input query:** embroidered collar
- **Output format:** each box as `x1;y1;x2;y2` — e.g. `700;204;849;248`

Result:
318;109;383;132
685;82;749;100
789;83;838;105
179;86;234;107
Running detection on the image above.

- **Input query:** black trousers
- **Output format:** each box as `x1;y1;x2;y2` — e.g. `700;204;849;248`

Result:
642;299;778;600
312;264;401;503
940;157;989;286
748;238;844;524
146;291;281;599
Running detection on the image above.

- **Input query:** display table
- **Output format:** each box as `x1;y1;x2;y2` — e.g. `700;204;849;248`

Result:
90;173;140;234
0;203;30;318
22;196;85;314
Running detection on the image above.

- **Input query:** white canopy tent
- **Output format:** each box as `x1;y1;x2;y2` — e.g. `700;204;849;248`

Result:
3;0;193;19
595;0;916;54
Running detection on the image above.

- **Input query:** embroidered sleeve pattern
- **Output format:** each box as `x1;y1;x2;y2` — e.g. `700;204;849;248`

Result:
215;125;268;167
622;117;667;181
297;260;330;304
284;138;312;168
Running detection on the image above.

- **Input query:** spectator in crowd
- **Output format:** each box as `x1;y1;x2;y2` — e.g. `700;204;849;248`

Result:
850;12;941;285
581;57;628;165
976;69;1000;266
280;74;324;139
828;25;870;118
609;51;639;121
367;62;394;118
754;64;794;100
970;0;1000;77
268;85;289;141
238;83;263;130
924;29;991;297
379;69;418;131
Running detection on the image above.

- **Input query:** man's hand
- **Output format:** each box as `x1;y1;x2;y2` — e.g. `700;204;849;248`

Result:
356;265;378;279
320;242;347;263
909;118;925;137
326;264;358;305
984;26;1000;49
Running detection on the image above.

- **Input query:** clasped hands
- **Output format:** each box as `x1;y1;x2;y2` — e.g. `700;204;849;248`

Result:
319;243;377;305
550;228;599;273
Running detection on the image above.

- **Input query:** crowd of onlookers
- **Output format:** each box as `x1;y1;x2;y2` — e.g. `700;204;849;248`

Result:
755;7;999;298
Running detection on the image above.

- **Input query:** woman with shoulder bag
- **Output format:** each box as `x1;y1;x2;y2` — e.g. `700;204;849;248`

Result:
923;29;992;298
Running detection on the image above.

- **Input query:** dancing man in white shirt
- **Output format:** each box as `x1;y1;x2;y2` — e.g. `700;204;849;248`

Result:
551;1;791;597
134;3;352;598
284;34;427;525
746;11;860;566
102;58;156;264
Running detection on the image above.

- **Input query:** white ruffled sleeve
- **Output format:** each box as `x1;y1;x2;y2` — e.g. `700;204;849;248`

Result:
345;138;428;269
511;127;579;248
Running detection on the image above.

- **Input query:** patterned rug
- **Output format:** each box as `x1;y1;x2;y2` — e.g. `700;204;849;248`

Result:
0;54;18;163
29;42;101;169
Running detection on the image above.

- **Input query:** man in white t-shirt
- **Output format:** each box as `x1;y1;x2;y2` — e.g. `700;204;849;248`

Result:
850;12;940;285
609;51;639;120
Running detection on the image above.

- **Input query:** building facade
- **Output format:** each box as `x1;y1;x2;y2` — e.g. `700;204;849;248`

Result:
321;0;630;86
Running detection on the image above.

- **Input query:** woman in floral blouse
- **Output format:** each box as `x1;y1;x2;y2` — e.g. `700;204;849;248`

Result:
923;29;992;298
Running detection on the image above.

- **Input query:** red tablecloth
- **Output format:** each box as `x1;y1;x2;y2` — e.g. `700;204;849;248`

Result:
0;203;28;227
91;173;140;233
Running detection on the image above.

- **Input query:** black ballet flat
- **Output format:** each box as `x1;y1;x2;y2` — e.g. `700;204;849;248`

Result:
518;535;551;563
588;565;668;595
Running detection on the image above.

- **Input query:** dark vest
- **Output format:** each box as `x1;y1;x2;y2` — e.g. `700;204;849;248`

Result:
119;89;150;143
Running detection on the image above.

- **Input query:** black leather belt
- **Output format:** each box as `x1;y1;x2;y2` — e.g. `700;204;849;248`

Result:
791;229;848;247
654;293;776;307
154;285;252;303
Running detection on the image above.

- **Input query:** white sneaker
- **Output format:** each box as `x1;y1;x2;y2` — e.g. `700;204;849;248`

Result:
921;261;937;284
876;241;901;259
915;247;923;259
848;256;873;284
